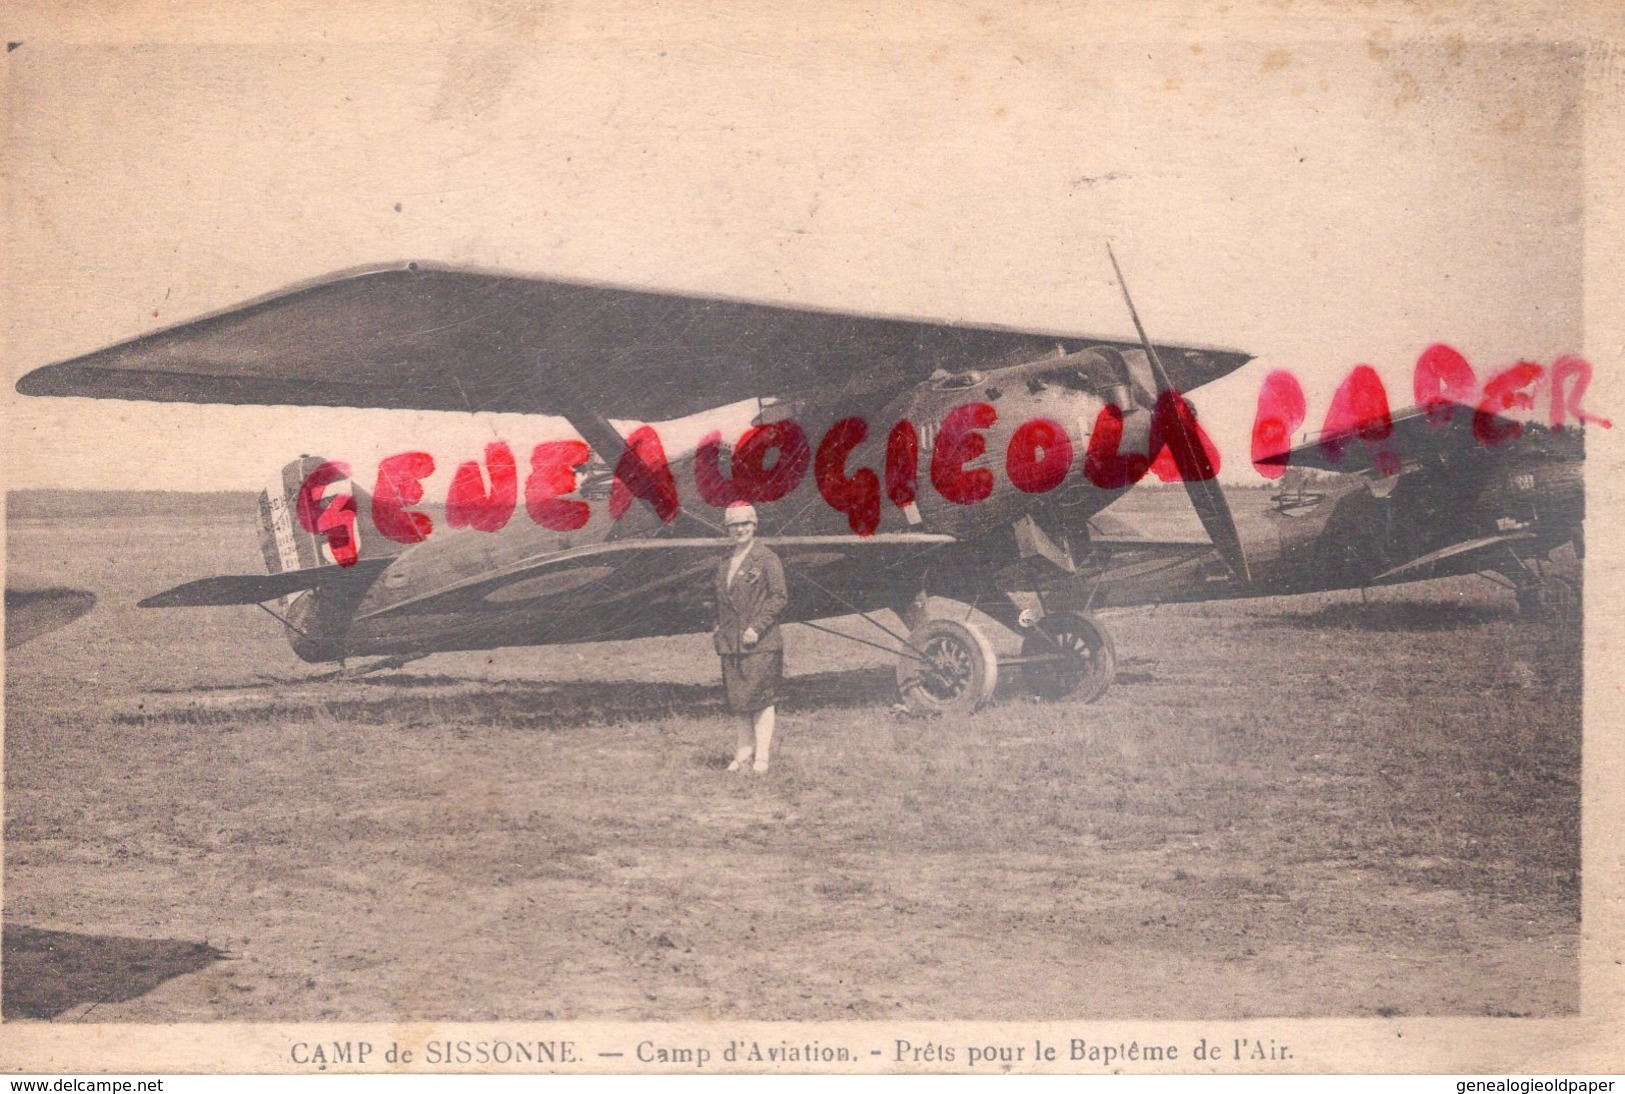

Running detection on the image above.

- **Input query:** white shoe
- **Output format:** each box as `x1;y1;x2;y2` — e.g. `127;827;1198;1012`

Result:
728;753;753;772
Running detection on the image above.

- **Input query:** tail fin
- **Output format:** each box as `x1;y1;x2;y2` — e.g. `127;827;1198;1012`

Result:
259;455;369;574
254;456;389;663
137;458;390;663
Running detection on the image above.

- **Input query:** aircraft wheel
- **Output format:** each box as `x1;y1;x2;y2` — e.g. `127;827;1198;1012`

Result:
1021;610;1117;703
896;618;999;716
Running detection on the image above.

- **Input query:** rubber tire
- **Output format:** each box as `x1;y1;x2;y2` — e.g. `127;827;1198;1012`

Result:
1020;610;1117;704
895;618;1000;716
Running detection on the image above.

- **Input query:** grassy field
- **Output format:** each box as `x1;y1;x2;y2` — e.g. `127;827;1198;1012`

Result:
3;497;1581;1021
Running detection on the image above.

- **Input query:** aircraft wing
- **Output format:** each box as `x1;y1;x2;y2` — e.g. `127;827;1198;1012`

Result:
1257;403;1524;474
1372;532;1539;584
5;579;96;648
17;264;1252;422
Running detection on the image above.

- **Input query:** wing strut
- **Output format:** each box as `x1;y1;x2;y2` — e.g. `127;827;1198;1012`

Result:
555;401;633;472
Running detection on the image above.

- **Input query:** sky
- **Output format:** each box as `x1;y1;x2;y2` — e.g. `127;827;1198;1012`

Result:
0;4;1599;495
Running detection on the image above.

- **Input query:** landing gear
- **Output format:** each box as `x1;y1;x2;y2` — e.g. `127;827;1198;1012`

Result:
889;607;1120;713
895;618;1000;716
1484;545;1581;627
1515;574;1580;626
1018;610;1116;703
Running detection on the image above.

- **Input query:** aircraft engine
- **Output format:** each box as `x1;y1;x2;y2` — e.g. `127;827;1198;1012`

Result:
866;346;1158;543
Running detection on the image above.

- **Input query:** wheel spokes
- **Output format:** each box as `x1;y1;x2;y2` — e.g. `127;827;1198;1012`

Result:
920;637;973;699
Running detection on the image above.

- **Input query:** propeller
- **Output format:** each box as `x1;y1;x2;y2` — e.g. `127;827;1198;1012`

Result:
1106;245;1251;583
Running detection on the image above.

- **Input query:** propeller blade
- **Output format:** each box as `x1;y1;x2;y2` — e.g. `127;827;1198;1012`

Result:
1182;466;1251;583
1107;245;1251;583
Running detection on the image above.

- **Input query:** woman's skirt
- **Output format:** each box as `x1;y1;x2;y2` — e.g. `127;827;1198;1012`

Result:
721;651;783;712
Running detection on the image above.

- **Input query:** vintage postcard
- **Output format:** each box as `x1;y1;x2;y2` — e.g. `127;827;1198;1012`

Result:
3;0;1621;1077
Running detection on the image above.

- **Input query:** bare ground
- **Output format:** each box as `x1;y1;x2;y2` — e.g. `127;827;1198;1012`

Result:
3;507;1580;1021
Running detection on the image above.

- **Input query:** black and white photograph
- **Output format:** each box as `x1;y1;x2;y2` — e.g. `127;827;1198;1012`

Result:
3;0;1621;1076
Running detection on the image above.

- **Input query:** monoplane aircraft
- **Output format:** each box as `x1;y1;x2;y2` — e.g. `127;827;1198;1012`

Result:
16;259;1257;711
15;260;1585;711
1077;404;1584;624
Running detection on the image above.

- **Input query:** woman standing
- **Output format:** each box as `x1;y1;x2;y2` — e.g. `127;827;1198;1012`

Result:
714;503;787;773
